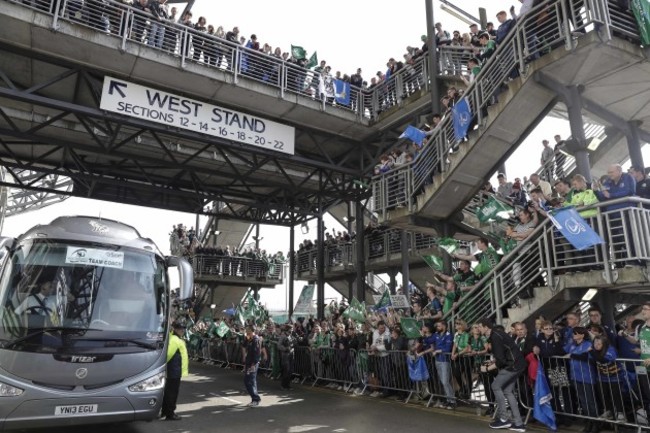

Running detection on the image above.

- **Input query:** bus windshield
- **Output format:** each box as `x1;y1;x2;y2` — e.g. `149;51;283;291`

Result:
0;240;168;353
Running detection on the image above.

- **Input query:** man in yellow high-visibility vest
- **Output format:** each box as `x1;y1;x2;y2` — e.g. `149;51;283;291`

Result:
162;322;189;421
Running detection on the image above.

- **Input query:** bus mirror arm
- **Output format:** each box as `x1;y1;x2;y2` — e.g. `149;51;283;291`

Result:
166;256;194;300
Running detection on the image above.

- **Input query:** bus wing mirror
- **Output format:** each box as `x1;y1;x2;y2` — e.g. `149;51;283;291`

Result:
166;256;194;300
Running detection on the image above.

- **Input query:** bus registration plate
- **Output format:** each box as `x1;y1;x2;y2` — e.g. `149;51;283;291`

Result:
54;404;98;416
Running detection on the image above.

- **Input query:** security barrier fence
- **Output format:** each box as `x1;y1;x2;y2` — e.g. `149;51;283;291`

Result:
186;335;650;430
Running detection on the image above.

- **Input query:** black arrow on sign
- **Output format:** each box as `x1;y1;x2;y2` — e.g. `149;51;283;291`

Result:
108;81;127;98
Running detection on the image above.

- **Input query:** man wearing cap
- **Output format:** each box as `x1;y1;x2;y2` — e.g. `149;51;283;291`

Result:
161;322;189;421
496;11;515;44
478;32;496;62
243;326;262;406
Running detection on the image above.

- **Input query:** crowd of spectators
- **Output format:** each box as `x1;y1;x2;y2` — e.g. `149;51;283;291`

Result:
181;293;650;432
169;224;286;279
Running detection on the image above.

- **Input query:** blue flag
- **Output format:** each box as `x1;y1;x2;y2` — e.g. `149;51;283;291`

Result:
549;207;604;251
399;125;426;146
334;79;351;105
534;363;557;431
452;98;472;142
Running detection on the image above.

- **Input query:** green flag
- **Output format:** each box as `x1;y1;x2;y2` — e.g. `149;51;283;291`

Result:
216;321;230;338
631;0;650;46
499;237;518;254
476;196;512;223
235;306;246;326
400;317;423;339
422;254;443;271
306;51;318;68
291;45;307;60
437;237;459;254
343;297;366;322
374;291;391;310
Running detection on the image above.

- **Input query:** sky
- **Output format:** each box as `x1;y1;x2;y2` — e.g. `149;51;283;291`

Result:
3;0;648;311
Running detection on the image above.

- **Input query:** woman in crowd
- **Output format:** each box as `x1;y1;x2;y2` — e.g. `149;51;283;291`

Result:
591;335;632;422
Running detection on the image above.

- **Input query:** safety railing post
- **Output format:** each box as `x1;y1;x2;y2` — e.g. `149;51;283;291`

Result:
560;0;574;50
595;206;613;283
120;9;132;52
280;62;286;99
541;226;556;291
51;0;63;29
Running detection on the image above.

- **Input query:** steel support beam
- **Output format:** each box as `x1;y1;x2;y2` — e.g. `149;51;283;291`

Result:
288;224;295;317
425;0;440;115
626;121;645;169
316;211;325;320
401;230;410;297
354;199;365;301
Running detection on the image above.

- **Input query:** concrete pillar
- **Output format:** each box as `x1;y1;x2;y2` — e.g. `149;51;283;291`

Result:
425;0;439;113
566;86;592;183
388;269;398;295
598;290;616;329
288;224;295;317
354;200;366;301
497;164;507;177
347;275;355;301
401;230;410;297
627;121;645;169
253;286;259;301
316;213;325;319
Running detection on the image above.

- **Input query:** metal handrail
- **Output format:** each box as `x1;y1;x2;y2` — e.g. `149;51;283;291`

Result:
191;254;284;281
447;197;650;326
371;0;641;218
5;0;433;121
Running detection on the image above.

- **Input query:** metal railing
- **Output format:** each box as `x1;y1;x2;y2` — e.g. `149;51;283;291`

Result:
447;197;650;326
371;0;642;218
295;228;440;276
191;254;284;281
5;0;435;121
438;45;480;76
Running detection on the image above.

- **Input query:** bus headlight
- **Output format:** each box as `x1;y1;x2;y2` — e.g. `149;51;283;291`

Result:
128;372;165;392
0;382;24;397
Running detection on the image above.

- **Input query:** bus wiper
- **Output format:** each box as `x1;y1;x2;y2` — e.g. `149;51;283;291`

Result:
81;338;160;350
2;327;102;349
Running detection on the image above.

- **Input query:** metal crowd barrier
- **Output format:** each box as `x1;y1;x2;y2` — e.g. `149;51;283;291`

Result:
185;333;650;431
517;356;650;431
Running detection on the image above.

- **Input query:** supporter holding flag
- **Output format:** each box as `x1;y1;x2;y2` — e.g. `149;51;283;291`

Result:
533;362;557;431
548;207;604;251
452;97;472;142
334;79;351;105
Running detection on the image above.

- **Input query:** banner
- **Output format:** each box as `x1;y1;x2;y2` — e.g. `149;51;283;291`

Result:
334;79;351;105
549;207;604;251
293;284;316;316
371;294;410;308
342;297;366;322
291;45;307;60
631;0;650;46
534;363;558;431
400;318;423;339
452;97;472;142
399;125;426;146
476;196;512;223
422;254;443;271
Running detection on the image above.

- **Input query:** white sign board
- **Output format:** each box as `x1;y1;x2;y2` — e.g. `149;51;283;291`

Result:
100;77;295;155
371;294;410;309
65;247;124;269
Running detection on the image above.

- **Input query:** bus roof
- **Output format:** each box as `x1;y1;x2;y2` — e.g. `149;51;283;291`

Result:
17;216;163;256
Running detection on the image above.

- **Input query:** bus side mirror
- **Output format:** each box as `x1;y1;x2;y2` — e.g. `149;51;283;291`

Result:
166;256;193;300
